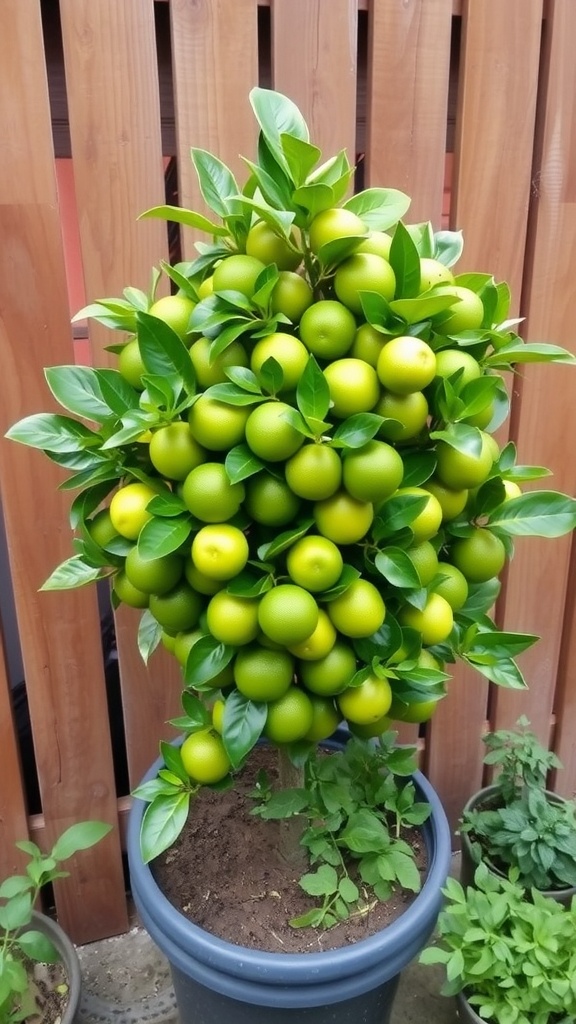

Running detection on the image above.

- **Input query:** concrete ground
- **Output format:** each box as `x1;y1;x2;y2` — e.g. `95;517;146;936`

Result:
75;856;461;1024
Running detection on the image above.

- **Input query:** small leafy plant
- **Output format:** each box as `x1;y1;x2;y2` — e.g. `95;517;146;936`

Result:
0;822;112;1023
460;719;576;891
420;861;576;1024
251;733;430;929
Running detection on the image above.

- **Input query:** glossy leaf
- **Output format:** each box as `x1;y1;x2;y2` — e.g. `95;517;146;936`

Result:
137;515;192;558
140;793;191;863
222;690;267;768
184;635;235;688
137;610;163;664
5;414;99;453
191;148;239;218
39;556;104;591
344;188;411;230
44;366;112;422
389;221;421;298
139;203;227;236
136;312;196;394
488;491;576;538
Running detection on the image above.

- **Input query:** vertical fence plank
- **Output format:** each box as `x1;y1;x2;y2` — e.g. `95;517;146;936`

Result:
450;0;543;292
491;0;576;744
170;0;259;255
0;0;127;942
271;0;358;165
365;0;453;224
59;0;183;789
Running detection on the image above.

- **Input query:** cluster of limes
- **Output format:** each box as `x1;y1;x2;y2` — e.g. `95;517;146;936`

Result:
91;208;514;787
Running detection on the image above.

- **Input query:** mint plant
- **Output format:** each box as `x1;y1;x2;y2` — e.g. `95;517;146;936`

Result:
251;733;430;928
0;822;112;1023
420;861;576;1024
481;716;562;803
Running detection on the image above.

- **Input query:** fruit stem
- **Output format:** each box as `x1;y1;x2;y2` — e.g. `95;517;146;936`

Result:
276;746;308;872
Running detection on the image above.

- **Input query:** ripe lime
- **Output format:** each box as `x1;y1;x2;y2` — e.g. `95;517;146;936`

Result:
212;254;266;298
375;390;429;442
433;562;469;610
233;645;294;701
118;338;145;389
189;337;248;388
270;271;313;323
184;558;224;595
250;333;309;392
149;582;203;632
299;300;356;359
337;675;392;724
377;335;437;394
257;584;319;647
503;479;522;500
313;490;374;545
284;443;342;501
286;535;343;592
398;593;454;645
435;432;494;490
303;695;340;742
206;591;260;646
389;696;439;724
245;221;301;271
188;395;250;451
334;253;396;314
350;323;388;367
173;629;205;666
112;570;149;609
245;401;304;462
109;482;158;540
342;440;404;504
450;528;506;583
87;508;120;549
149;422;206;481
124;547;182;595
300;641;357;696
148;295;196;340
288;609;337;660
423;478;468;521
211;699;225;734
191;524;249;581
418;258;455;291
197;276;214;299
390;487;443;543
323;358;380;418
244;473;301;527
434;348;481;386
308;208;366;253
348;714;391;738
263;687;314;744
180;731;231;785
356;231;392;260
182;463;244;522
433;286;484;334
326;578;385;638
406;541;439;587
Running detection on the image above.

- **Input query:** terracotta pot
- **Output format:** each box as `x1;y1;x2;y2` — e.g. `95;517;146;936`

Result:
128;730;452;1024
459;784;576;905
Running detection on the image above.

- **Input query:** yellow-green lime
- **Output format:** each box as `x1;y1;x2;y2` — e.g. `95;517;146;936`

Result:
245;402;304;462
189;337;249;388
180;730;231;785
182;463;245;522
326;578;385;638
191;524;249;581
124;547;182;595
206;591;260;646
244;473;301;527
188;395;250;451
308;208;366;253
350;323;388;367
342;440;404;504
149;422;206;481
423;478;468;521
233;645;294;701
212;254;266;298
377;336;437;395
313;491;374;545
303;696;341;742
148;295;196;340
286;535;343;592
337;675;392;724
288;609;337;660
149;582;203;632
257;584;319;647
449;528;506;583
263;687;314;744
323;358;380;418
300;641;357;696
112;570;149;609
398;593;454;645
375;390;429;442
433;562;469;610
299;301;357;359
245;221;301;271
109;482;158;540
250;333;309;393
270;272;314;323
285;444;342;501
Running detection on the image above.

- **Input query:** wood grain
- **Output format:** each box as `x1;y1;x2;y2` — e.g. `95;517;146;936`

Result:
365;0;453;225
0;624;29;879
0;0;127;942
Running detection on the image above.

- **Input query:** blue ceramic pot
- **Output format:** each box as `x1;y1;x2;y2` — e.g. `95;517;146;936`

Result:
128;730;451;1023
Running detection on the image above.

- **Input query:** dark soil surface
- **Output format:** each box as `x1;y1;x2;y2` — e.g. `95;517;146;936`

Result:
152;746;428;954
19;956;70;1023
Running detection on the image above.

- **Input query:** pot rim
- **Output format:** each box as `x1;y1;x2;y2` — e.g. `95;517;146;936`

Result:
30;910;82;1024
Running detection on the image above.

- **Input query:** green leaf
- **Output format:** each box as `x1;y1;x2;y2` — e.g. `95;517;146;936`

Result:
40;556;104;591
405;221;435;257
44;366;112;422
389;221;421;298
300;864;339;897
297;355;331;423
331;413;384;449
344;188;411;231
280;133;321;185
136;312;196;393
140;792;191;863
204;382;265;406
160;741;190;784
378;493;429;535
0;893;32;931
488;491;576;537
224;366;263;393
430;423;483;458
94;369;141;416
257;519;314;561
5;413;98;453
184;635;235;688
138;203;228;236
375;547;423;589
258;355;285;396
389;849;421;891
292;182;334;218
250;87;310;172
434;230;464;267
225;569;274;598
16;929;60;963
147;492;188;517
319;564;361;602
316;235;367;269
0;876;31;899
467;628;539;660
389;293;459;324
222;690;267;769
51;821;112;860
191;148;239;218
137;610;163;664
463;654;527;689
225;444;264;484
485;341;576;367
254;788;309;820
137;515;192;558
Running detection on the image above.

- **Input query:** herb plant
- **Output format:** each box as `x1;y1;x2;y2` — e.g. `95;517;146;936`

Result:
251;732;430;928
420;861;576;1024
0;822;112;1023
460;719;576;891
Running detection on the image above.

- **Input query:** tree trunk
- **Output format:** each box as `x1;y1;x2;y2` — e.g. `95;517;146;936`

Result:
276;747;308;873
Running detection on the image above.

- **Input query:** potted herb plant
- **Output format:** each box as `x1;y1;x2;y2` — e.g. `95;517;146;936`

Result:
419;861;576;1024
0;821;111;1024
6;89;576;1022
459;717;576;903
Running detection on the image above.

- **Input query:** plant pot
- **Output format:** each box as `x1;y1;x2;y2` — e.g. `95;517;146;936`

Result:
30;910;82;1023
455;990;483;1022
460;785;576;905
127;730;452;1024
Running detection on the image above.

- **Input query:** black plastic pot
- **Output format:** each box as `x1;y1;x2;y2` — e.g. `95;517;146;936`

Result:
128;731;452;1024
460;784;576;905
456;990;483;1022
31;910;82;1024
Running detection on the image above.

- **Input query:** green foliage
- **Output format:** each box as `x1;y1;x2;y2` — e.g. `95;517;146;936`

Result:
250;734;430;928
0;823;111;1023
420;862;576;1024
460;719;576;891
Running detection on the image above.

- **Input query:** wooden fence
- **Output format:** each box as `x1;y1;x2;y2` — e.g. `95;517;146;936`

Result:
1;0;575;943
